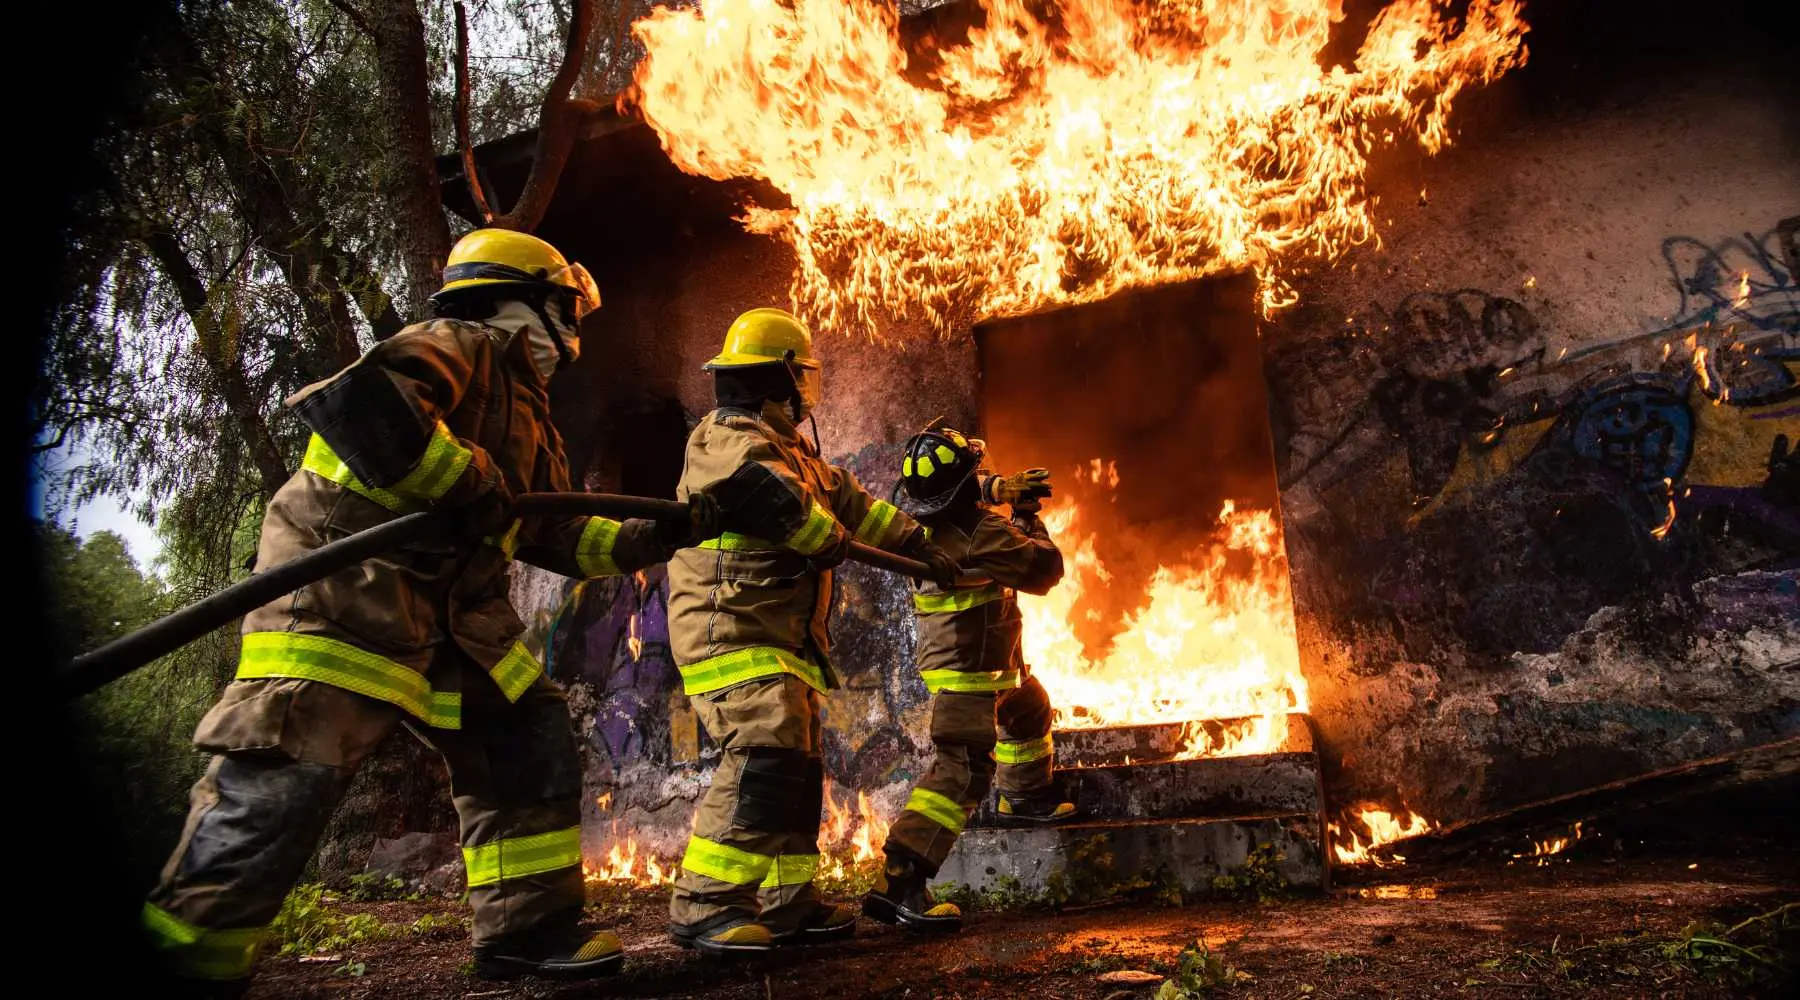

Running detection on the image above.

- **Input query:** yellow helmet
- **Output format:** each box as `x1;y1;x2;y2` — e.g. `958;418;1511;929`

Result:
704;308;820;371
432;228;601;319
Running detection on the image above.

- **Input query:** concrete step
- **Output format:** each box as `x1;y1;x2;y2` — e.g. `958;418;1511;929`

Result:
936;812;1326;899
1052;712;1314;769
972;749;1323;827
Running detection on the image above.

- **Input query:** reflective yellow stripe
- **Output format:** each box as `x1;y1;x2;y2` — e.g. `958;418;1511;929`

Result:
301;434;419;513
934;444;957;464
783;500;838;556
678;646;828;696
681;836;774;885
389;421;475;501
905;787;967;834
576;517;622;577
854;500;900;545
760;853;821;888
912;586;1003;614
463;826;582;888
920;668;1021;694
697;532;778;551
142;903;265;980
484;519;521;559
488;641;541;702
995;734;1053;765
237;632;462;729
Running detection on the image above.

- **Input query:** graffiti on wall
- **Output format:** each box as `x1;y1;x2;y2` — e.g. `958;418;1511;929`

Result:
539;443;936;811
1269;222;1799;660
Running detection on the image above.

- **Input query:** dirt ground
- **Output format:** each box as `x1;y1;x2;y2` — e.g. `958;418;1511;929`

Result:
248;834;1798;1000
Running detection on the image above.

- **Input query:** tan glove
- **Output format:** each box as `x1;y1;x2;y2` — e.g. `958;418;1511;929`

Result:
980;468;1054;510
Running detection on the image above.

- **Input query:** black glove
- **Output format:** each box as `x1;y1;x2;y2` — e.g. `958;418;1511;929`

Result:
807;534;852;572
661;491;722;548
443;459;514;543
904;536;962;588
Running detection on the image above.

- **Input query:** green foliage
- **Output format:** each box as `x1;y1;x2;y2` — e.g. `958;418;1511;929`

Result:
1657;905;1795;988
407;913;467;939
342;873;422;903
1208;842;1291;903
269;883;398;957
44;521;216;885
1043;834;1154;908
1467;904;1796;991
1156;939;1253;998
931;874;1041;913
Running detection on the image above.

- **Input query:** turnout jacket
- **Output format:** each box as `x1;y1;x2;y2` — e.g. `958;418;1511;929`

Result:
667;400;927;695
910;504;1063;694
230;317;667;730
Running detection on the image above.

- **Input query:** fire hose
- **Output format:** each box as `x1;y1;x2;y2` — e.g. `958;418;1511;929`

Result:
51;492;989;701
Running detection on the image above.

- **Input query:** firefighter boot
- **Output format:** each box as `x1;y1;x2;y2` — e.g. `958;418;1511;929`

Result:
996;787;1077;823
473;922;624;980
770;902;858;947
670;913;776;957
862;855;963;932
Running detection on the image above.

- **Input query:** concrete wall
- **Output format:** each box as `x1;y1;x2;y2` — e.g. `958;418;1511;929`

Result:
510;15;1799;858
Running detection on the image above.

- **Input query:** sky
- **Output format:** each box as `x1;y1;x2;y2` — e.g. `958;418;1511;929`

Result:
31;443;164;574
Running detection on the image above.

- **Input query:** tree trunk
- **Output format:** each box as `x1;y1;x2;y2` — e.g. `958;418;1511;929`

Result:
140;227;291;503
365;0;451;319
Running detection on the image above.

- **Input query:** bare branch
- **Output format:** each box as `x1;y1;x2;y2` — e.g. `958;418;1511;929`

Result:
489;0;598;232
455;1;495;224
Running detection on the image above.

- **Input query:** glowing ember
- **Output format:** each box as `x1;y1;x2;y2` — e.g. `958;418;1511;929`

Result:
1330;804;1435;866
1512;820;1586;865
1019;490;1306;749
630;0;1528;336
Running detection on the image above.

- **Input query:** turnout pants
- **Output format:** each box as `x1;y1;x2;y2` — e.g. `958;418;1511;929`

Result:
670;675;824;934
884;673;1055;872
142;652;586;982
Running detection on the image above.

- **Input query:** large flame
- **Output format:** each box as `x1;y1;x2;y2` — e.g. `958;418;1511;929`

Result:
630;0;1528;336
1019;488;1307;749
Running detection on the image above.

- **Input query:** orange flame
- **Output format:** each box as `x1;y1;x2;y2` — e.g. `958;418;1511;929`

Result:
584;781;891;887
1330;804;1436;866
630;0;1528;336
1511;820;1584;865
1019;491;1306;751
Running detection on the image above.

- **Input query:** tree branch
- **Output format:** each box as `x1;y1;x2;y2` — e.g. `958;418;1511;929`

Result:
489;0;598;232
138;226;291;503
454;1;495;224
323;0;375;38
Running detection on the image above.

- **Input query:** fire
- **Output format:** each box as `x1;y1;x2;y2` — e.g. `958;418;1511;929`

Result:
817;782;892;881
1330;804;1435;866
583;781;891;887
583;824;676;885
630;0;1528;336
1512;820;1585;865
1019;493;1306;751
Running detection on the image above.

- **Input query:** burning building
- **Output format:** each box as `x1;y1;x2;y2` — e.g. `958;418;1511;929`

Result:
441;0;1799;889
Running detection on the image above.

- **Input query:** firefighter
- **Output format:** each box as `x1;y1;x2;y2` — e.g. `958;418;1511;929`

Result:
863;422;1075;932
140;229;714;993
666;307;963;955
